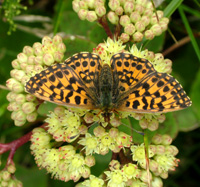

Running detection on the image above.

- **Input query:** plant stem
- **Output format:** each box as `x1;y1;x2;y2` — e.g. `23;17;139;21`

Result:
98;15;113;39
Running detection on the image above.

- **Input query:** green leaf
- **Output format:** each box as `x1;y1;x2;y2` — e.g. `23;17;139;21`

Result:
174;108;199;132
37;102;57;116
163;0;183;18
178;6;200;62
190;68;200;121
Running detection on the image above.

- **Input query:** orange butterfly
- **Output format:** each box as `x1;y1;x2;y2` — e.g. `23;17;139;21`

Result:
26;52;191;120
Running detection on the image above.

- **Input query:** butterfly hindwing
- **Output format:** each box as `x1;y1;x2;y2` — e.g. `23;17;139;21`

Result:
116;71;191;113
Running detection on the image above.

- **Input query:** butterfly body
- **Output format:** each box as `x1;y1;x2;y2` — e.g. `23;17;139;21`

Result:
25;52;191;118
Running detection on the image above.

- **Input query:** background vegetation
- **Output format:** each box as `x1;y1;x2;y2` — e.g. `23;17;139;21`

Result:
0;0;200;186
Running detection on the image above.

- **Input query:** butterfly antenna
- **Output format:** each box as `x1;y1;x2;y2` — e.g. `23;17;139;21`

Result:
69;120;99;140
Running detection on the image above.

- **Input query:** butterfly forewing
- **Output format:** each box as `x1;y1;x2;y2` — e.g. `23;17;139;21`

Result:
111;53;155;99
25;54;101;109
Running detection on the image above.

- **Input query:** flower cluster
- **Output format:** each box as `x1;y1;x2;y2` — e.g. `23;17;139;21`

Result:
82;134;179;187
30;128;94;182
2;0;27;34
6;35;66;126
73;0;169;43
0;163;22;187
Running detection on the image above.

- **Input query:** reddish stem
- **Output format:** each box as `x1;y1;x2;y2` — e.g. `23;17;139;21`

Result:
98;15;113;39
114;23;121;39
0;123;48;165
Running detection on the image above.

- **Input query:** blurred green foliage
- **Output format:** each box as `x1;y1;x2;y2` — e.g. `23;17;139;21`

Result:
0;0;200;186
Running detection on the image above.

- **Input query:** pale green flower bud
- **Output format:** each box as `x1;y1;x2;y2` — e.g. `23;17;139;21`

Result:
26;65;34;73
23;46;34;56
84;112;94;123
156;145;165;155
161;134;172;145
15;93;26;104
27;55;35;65
54;106;65;116
82;166;91;178
135;21;145;32
22;102;36;114
20;62;27;70
11;101;21;111
145;30;155;40
146;2;153;9
2;171;11;181
109;128;119;138
139;118;148;129
161;17;169;24
21;75;30;85
152;134;162;144
72;1;80;13
143;8;153;17
57;42;66;53
120;15;131;27
17;53;28;64
124;23;135;35
11;59;20;69
79;0;88;9
34;65;43;72
156;10;164;20
42;36;52;45
54;51;64;62
140;170;152;183
151;15;158;25
93;126;105;137
15;110;27;121
12;82;24;93
94;0;104;8
43;53;54;66
124;1;134;14
34;46;44;56
109;160;120;171
86;0;95;9
151;177;163;187
108;0;120;11
26;94;35;102
130;11;141;23
33;42;42;49
119;33;130;43
7;163;16;174
85;155;95;167
141;15;150;26
14;119;26;126
115;6;123;15
53;35;63;45
149;159;159;172
26;112;38;122
157;114;166;123
7;92;17;102
11;111;17;119
148;118;159;131
95;6;106;17
10;69;18;78
107;11;119;24
151;24;162;36
86;11;97;22
159;21;168;31
34;56;43;65
136;0;147;5
74;10;89;22
135;4;144;14
165;145;179;156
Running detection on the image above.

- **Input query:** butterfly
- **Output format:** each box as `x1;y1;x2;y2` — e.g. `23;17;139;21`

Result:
25;52;191;121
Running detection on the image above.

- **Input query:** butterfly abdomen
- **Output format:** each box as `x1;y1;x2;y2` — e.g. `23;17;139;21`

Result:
99;64;113;111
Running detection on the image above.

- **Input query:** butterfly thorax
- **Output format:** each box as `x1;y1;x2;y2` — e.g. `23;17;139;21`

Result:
99;64;113;113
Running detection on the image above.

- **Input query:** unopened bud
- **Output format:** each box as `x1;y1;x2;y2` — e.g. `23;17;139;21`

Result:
17;53;28;64
107;11;119;24
86;11;98;22
132;32;143;42
120;15;131;27
95;6;106;17
119;33;130;43
108;0;120;11
124;23;135;35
